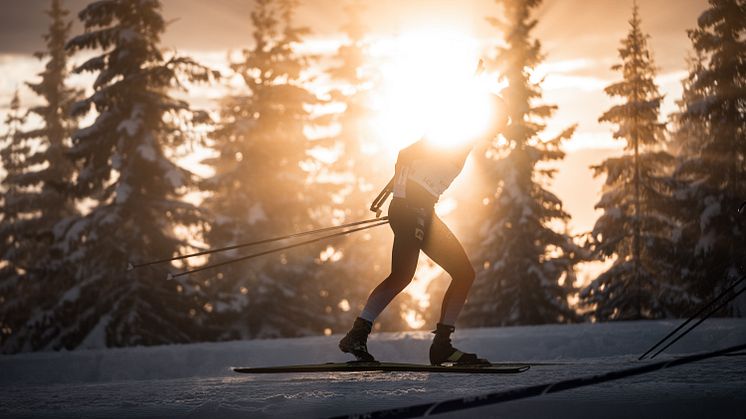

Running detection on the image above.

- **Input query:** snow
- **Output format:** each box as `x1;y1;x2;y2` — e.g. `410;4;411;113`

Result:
117;119;140;137
78;314;111;350
163;167;184;189
62;218;89;251
60;286;80;303
118;28;138;43
1;319;744;418
695;230;717;255
137;143;157;162
671;226;683;243
114;182;132;204
248;202;268;225
607;207;622;220
111;153;123;170
117;104;144;137
699;196;721;230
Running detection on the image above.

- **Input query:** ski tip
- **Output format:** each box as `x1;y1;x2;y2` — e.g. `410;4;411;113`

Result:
166;273;174;281
126;262;134;271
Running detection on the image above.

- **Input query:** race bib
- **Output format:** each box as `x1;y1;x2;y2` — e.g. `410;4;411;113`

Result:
407;159;461;197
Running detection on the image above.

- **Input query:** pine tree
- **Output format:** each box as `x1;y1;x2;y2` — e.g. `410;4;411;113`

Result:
19;0;219;350
663;51;711;315
20;0;80;229
0;91;29;222
201;0;329;339
579;3;677;320
0;0;83;353
669;51;709;159
0;91;31;349
669;0;746;313
460;0;581;327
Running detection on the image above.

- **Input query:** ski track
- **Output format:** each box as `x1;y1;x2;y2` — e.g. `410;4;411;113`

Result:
1;320;745;418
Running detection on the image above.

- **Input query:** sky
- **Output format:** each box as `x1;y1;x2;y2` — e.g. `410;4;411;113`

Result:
0;0;708;237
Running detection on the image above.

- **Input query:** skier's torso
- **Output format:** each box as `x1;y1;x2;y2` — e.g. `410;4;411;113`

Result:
392;139;472;208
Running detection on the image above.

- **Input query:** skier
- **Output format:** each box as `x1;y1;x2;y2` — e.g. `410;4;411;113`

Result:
340;94;509;365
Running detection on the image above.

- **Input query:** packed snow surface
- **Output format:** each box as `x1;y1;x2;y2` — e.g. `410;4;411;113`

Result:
1;319;745;418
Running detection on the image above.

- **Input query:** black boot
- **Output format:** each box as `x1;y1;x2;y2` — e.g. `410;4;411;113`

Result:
339;317;376;362
429;323;489;366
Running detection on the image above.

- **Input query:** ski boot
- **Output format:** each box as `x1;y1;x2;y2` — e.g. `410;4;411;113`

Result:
429;323;489;366
339;317;376;362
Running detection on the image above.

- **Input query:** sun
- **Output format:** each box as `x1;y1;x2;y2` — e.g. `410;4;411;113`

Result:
368;27;500;157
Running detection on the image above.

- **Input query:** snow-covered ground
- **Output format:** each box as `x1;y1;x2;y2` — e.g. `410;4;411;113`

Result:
1;319;745;418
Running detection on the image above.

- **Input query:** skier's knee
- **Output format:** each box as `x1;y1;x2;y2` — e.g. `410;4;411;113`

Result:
386;270;415;292
398;271;417;290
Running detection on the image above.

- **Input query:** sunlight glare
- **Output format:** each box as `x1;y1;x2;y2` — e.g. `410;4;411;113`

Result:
370;28;498;155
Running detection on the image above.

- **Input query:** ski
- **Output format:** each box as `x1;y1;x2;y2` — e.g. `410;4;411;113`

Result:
232;361;530;374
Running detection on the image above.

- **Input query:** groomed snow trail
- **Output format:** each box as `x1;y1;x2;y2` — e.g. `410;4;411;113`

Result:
1;320;745;418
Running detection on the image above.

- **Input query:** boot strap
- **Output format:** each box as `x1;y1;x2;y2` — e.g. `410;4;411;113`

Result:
447;350;465;362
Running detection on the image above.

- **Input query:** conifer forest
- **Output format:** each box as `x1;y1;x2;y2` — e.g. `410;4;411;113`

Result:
1;0;744;354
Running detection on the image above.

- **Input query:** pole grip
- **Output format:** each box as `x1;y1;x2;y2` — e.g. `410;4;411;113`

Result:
370;177;394;217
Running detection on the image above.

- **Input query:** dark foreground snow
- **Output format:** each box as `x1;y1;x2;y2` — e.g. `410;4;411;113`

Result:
1;319;745;418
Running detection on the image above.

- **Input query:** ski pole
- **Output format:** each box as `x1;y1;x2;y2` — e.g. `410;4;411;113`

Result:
166;219;390;280
639;203;746;360
370;177;393;217
128;216;388;271
649;276;746;359
639;274;746;360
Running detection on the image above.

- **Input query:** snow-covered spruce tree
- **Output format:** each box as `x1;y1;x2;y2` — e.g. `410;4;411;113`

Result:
668;0;746;314
460;0;582;327
23;0;218;350
669;51;709;159
0;0;83;353
579;4;676;320
201;0;330;339
660;50;712;315
0;91;32;350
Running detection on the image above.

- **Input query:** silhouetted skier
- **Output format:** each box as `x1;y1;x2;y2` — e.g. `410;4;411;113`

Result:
340;94;508;365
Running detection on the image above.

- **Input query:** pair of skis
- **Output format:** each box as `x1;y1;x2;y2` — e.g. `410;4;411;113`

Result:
233;360;530;375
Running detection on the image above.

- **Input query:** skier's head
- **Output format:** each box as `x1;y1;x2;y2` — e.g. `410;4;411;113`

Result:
424;92;508;150
460;94;508;148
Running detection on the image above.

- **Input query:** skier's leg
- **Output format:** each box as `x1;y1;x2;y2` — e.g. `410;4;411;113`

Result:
340;201;421;361
359;210;421;322
421;215;485;365
421;214;475;326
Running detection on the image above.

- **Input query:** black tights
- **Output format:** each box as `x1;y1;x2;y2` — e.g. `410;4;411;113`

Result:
359;198;475;326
